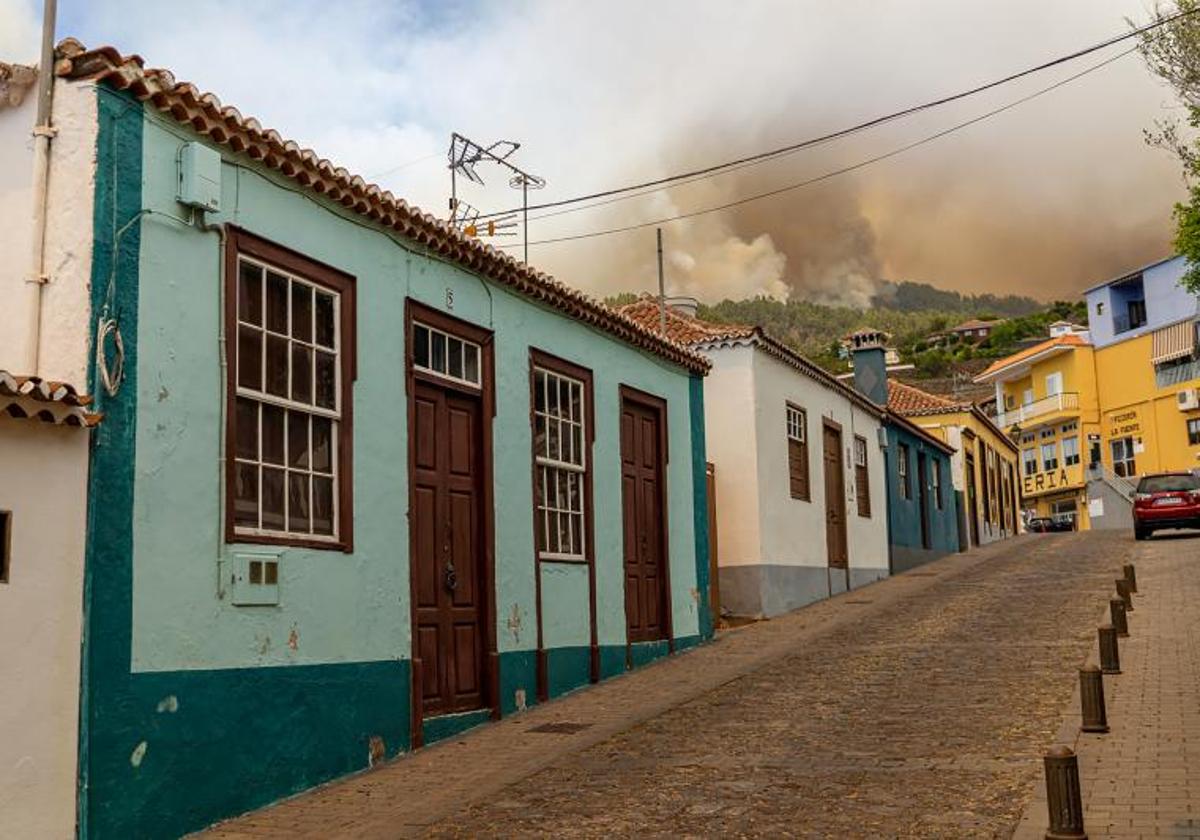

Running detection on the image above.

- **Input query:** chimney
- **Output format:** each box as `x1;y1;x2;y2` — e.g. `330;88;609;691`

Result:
665;296;699;318
848;329;889;405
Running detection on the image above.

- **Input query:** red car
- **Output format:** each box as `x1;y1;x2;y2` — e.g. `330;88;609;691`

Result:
1133;472;1200;540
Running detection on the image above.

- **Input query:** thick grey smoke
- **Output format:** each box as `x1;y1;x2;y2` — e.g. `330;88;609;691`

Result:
45;0;1188;304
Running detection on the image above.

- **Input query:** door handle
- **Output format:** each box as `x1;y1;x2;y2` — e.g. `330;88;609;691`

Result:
444;563;458;592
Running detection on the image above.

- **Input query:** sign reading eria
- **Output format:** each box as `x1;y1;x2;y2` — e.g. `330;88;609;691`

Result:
1023;468;1071;495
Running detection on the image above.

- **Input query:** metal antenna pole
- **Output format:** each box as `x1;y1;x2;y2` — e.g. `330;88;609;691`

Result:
522;178;529;264
657;227;666;335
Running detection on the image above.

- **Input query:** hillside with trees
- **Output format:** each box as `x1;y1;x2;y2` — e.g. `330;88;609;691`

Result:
608;282;1086;382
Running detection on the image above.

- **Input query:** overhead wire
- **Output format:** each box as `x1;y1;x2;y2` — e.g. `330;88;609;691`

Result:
498;45;1139;249
476;9;1195;222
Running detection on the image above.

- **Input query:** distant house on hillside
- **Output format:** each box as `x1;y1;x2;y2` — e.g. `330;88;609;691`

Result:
620;297;890;619
928;318;1004;348
1048;320;1089;339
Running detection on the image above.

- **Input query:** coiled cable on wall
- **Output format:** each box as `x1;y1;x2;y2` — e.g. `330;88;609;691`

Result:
95;313;124;397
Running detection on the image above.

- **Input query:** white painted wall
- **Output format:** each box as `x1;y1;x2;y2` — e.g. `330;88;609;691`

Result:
750;348;889;573
0;82;35;370
0;78;96;383
0;416;91;840
701;344;762;568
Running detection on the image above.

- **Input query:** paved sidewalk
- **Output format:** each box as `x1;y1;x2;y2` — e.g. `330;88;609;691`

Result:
1013;534;1200;840
200;533;1128;839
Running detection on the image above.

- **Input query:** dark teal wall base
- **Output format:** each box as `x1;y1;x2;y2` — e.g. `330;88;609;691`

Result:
422;708;492;746
629;639;671;669
498;649;537;716
86;660;409;840
674;634;702;653
891;545;955;574
599;645;627;680
545;646;591;699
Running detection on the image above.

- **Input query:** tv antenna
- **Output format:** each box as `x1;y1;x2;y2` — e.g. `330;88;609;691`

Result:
447;131;545;263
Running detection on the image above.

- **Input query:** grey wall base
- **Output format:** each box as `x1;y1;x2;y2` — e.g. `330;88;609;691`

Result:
720;564;890;618
1085;478;1135;531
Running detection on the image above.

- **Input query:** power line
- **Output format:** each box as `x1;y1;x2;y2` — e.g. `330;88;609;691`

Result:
498;46;1137;250
367;151;442;180
478;9;1193;222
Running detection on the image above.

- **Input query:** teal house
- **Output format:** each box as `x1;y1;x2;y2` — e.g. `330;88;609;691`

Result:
847;331;960;570
42;40;711;838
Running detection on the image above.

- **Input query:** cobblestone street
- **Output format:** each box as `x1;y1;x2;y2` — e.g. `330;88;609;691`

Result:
204;532;1149;839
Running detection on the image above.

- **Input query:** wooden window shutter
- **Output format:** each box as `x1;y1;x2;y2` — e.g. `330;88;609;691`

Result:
788;438;810;501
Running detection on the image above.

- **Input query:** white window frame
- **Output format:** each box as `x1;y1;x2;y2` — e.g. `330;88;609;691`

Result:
898;443;910;499
533;367;587;562
1045;372;1064;397
233;255;342;543
412;321;482;389
854;436;867;468
1062;436;1080;467
1041;441;1059;472
1023;447;1038;476
786;405;806;443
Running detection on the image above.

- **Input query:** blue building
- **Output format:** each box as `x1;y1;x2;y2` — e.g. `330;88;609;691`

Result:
847;331;960;571
1083;255;1196;350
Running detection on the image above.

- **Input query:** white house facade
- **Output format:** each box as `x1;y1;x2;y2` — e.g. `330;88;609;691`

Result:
621;300;890;617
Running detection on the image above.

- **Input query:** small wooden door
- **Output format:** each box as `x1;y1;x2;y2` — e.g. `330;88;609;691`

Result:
965;451;980;547
822;423;848;569
412;379;487;716
917;452;932;550
621;394;669;644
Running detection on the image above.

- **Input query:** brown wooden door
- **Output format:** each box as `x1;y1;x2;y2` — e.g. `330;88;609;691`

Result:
822;423;848;569
917;452;932;550
621;396;668;644
706;462;720;626
412;380;487;716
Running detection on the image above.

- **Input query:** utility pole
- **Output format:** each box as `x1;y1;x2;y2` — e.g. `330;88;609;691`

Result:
657;227;666;336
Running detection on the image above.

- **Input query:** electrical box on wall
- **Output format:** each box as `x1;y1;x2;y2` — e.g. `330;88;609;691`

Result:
228;551;281;606
178;142;222;212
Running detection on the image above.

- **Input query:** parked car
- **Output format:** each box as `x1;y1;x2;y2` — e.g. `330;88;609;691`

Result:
1027;516;1074;533
1133;472;1200;540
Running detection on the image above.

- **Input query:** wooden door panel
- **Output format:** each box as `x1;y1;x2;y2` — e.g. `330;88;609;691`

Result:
414;486;439;608
448;402;473;477
823;425;848;569
418;626;441;704
414;396;437;470
453;622;480;700
448;489;476;606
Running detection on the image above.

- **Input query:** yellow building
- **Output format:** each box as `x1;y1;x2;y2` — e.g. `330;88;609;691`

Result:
975;334;1100;529
1083;256;1200;484
888;381;1022;545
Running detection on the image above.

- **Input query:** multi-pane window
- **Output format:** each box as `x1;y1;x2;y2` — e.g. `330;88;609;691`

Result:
1188;418;1200;446
229;234;353;548
1041;441;1058;472
786;404;810;501
854;435;870;517
1022;447;1038;475
413;322;481;388
533;366;587;560
898;443;911;500
1062;436;1080;467
1111;437;1137;478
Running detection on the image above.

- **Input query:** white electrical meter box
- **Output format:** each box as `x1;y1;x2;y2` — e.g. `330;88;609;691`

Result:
178;141;222;212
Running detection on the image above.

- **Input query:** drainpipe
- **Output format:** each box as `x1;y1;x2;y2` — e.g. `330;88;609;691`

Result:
23;0;57;376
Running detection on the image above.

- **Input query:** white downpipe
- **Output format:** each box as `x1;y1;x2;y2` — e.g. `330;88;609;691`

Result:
23;0;58;376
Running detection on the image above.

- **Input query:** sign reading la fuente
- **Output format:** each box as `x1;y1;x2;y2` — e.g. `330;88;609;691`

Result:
1107;409;1141;438
1023;468;1072;495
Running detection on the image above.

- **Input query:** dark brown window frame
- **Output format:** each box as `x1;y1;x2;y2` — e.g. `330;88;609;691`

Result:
224;226;357;553
0;509;10;583
1189;417;1200;446
854;435;871;518
786;402;811;502
529;349;598;700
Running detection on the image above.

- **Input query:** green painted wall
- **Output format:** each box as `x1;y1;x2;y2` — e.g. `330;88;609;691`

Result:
81;87;707;837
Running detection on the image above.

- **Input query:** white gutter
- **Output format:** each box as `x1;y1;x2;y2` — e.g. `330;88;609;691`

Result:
22;0;57;376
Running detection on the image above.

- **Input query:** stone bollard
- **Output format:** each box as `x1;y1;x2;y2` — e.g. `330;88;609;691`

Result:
1115;579;1134;612
1123;563;1137;594
1098;625;1121;675
1110;598;1129;637
1080;666;1109;733
1043;745;1087;839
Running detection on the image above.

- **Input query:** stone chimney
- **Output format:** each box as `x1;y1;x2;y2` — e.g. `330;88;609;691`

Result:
665;296;699;318
848;329;890;405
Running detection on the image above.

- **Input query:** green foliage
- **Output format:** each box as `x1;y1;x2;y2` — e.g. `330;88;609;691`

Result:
1137;1;1200;291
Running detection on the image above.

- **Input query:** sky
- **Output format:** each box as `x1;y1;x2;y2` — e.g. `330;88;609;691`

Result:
0;0;1191;305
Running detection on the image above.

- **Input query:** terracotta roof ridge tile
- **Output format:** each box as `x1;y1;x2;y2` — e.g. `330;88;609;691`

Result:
51;39;708;375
